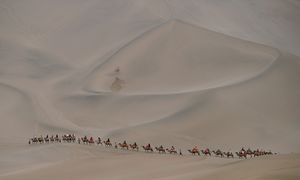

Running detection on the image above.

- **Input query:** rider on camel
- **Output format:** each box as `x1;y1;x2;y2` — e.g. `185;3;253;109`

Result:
171;146;175;151
192;146;198;152
123;140;127;145
240;147;246;154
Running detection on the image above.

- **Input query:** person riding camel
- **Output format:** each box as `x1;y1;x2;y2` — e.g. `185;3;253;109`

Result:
171;146;175;151
123;140;127;145
147;143;151;148
159;145;163;149
192;146;198;152
90;137;93;141
205;148;209;153
107;138;110;143
240;147;246;154
133;142;137;147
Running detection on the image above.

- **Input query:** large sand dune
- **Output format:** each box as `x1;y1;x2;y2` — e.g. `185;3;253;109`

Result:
1;0;300;179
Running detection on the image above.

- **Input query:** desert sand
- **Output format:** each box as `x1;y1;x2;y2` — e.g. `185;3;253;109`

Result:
1;0;300;180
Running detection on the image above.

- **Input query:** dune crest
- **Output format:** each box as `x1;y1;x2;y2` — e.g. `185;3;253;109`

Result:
0;1;300;179
85;20;279;95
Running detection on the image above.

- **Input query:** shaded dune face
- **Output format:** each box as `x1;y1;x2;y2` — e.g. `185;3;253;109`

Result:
107;53;300;153
85;20;279;94
58;20;280;130
1;1;300;179
0;84;37;142
54;20;300;153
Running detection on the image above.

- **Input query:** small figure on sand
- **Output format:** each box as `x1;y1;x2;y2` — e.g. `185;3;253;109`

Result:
111;77;125;91
114;66;120;73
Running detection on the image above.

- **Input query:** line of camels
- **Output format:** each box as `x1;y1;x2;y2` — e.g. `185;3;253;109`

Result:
29;134;275;159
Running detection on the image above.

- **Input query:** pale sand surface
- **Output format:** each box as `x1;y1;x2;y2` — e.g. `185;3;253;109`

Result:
1;0;300;179
0;144;299;180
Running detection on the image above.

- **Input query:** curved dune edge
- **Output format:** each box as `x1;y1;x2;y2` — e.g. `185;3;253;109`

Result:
83;20;280;95
0;1;299;179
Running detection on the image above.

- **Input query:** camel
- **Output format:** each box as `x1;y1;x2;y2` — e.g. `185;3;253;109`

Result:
188;149;200;155
246;149;253;158
89;138;94;144
155;146;166;153
38;136;44;144
201;149;211;156
43;135;49;143
81;137;89;144
62;135;69;142
44;137;49;143
96;137;102;145
142;145;153;152
62;134;76;143
50;136;55;143
31;137;38;144
166;148;177;154
54;135;61;143
71;134;76;143
103;140;112;147
129;143;139;151
235;152;247;159
119;143;129;150
212;150;224;157
253;151;262;157
223;152;234;158
266;151;273;155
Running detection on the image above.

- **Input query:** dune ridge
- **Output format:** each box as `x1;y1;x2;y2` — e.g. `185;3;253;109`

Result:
1;1;300;179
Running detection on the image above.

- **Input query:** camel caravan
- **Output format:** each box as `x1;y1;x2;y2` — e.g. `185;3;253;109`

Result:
28;134;275;159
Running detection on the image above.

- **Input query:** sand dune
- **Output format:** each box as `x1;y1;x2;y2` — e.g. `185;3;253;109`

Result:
0;0;300;179
85;20;278;94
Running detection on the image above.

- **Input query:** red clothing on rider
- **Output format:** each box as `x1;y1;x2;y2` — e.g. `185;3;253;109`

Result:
192;146;198;152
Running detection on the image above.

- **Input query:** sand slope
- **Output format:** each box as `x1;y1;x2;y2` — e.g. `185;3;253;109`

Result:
0;144;299;180
1;0;300;179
